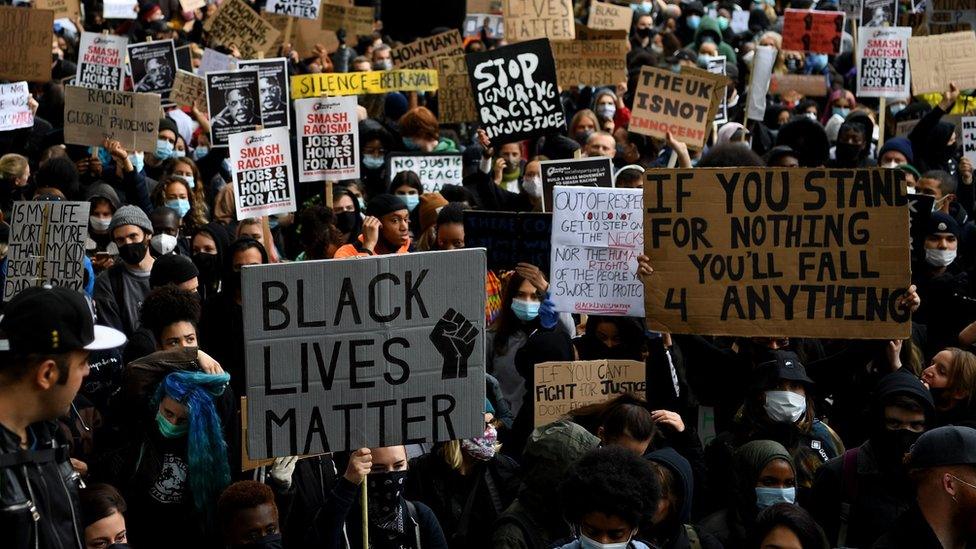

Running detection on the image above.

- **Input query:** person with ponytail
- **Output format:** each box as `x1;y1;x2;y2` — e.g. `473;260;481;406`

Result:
98;370;232;549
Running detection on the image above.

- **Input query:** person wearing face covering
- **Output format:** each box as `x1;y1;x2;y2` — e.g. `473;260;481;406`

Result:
704;351;843;513
810;369;935;548
909;83;963;174
190;222;231;302
643;449;724;549
94;205;156;341
912;212;971;356
699;440;798;548
218;481;284;549
406;402;521;549
574;316;647;361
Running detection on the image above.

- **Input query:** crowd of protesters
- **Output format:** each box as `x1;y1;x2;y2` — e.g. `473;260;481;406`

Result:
3;0;976;548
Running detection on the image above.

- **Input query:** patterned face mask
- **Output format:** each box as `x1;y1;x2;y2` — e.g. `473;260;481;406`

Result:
461;424;498;461
367;470;407;533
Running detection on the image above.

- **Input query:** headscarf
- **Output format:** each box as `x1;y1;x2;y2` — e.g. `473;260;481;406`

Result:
731;440;795;516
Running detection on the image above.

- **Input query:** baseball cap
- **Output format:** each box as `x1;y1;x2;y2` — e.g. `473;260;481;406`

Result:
0;286;126;355
755;350;814;386
907;425;976;469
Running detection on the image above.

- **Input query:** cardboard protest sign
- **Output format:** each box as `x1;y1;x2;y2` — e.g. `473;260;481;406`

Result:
540;157;614;212
238;58;291;130
128;40;177;98
747;46;777;121
35;0;80;21
391;30;464;70
587;1;633;31
205;0;281;59
320;2;374;36
0;7;54;83
642;168;911;339
466;38;565;145
76;33;127;91
180;0;206;11
102;0;137;19
229;126;296;219
630;66;716;149
264;0;320;20
703;56;728;125
927;0;976;34
437;55;478;124
3;201;91;301
388;154;463;193
0;82;34;132
861;0;897;26
63;86;160;151
264;13;343;57
907;32;976;94
769;73;828;97
550;186;644;317
206;70;262;147
463;14;505;38
503;0;575;42
731;10;750;33
857;26;911;98
295;96;360;182
290;70;438;98
535;360;645;426
463;211;552;273
963;117;976;168
782;9;845;55
551;39;627;88
242;249;487;458
198;47;238;75
576;22;627;41
469;0;503;12
170;70;207;112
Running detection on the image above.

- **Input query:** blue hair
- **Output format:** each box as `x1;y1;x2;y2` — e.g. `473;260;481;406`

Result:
154;370;231;521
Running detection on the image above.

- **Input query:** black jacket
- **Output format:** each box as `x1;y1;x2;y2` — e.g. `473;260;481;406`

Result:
0;420;85;549
872;504;958;549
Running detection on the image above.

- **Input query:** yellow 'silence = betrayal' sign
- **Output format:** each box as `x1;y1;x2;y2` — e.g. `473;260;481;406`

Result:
290;70;438;99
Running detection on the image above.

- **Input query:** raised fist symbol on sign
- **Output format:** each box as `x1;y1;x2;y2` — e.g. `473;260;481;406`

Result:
429;308;479;380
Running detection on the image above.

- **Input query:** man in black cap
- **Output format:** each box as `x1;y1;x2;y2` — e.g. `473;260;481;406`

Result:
334;194;411;257
0;286;126;548
811;369;935;548
873;425;976;548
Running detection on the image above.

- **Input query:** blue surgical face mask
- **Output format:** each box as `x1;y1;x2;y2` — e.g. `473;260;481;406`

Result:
363;154;385;169
889;103;907;116
687;15;701;29
357;197;366;210
95;146;113;170
717;15;729;30
173;174;195;189
155;139;175;160
511;298;540;322
755;486;796;510
268;215;279;230
165;198;191;218
596;103;616;119
192;146;209;161
402;137;420;151
129;152;145;173
398;193;420;211
173;149;186;158
221;158;232;174
832;107;850;118
808;53;828;73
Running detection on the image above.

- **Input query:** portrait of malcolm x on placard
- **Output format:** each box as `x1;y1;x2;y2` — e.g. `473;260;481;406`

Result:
259;75;286;114
213;87;259;128
135;57;173;92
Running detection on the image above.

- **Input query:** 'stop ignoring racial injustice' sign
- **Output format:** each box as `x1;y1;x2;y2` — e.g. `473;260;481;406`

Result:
242;249;487;458
642;168;911;339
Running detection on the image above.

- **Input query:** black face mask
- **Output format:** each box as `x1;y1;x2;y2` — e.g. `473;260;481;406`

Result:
835;142;863;165
192;252;219;278
367;470;407;520
872;428;922;468
230;533;283;549
117;241;148;266
335;211;359;234
636;26;652;38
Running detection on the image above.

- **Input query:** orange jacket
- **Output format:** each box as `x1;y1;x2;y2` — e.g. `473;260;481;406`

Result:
333;234;411;258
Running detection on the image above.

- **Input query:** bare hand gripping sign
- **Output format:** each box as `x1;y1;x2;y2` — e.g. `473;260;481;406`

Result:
242;249;487;459
643;168;911;339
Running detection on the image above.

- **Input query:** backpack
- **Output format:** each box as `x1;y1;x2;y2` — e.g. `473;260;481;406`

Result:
836;447;861;549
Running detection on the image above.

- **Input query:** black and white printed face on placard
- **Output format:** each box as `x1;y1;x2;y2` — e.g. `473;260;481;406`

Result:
465;38;565;145
242;249;488;459
206;69;262;147
238;58;291;130
128;40;177;98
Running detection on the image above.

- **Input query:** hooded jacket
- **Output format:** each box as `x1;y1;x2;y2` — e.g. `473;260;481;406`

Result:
644;448;723;549
684;16;737;64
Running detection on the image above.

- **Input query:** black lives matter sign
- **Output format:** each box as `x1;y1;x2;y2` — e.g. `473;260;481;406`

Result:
466;38;565;145
242;249;487;458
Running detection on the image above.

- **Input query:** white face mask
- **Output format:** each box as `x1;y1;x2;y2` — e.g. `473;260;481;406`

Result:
522;176;543;198
89;215;111;232
579;531;635;549
764;390;807;423
880;161;899;169
150;233;178;255
925;247;956;267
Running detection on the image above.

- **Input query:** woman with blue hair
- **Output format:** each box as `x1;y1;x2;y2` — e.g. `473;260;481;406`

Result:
96;369;232;548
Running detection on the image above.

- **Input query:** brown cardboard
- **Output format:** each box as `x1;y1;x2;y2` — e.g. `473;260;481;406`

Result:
680;65;727;141
534;360;646;427
551;39;627;88
630;66;716;149
36;0;80;20
63;86;160;152
576;22;628;40
770;73;829;97
0;7;54;82
204;0;281;59
437;54;478;124
503;0;575;42
170;69;207;112
263;11;342;57
587;0;633;31
907;31;976;94
468;0;502;13
391;29;464;70
179;0;205;11
320;2;374;36
642;168;911;339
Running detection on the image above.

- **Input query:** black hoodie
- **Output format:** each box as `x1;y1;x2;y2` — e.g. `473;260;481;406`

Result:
644;448;723;549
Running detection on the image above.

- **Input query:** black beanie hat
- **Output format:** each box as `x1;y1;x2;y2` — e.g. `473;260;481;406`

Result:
365;194;408;218
158;117;179;138
150;254;199;288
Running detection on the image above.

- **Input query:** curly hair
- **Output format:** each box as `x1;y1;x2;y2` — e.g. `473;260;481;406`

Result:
140;286;202;342
154;371;231;522
217;480;276;531
558;446;661;528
